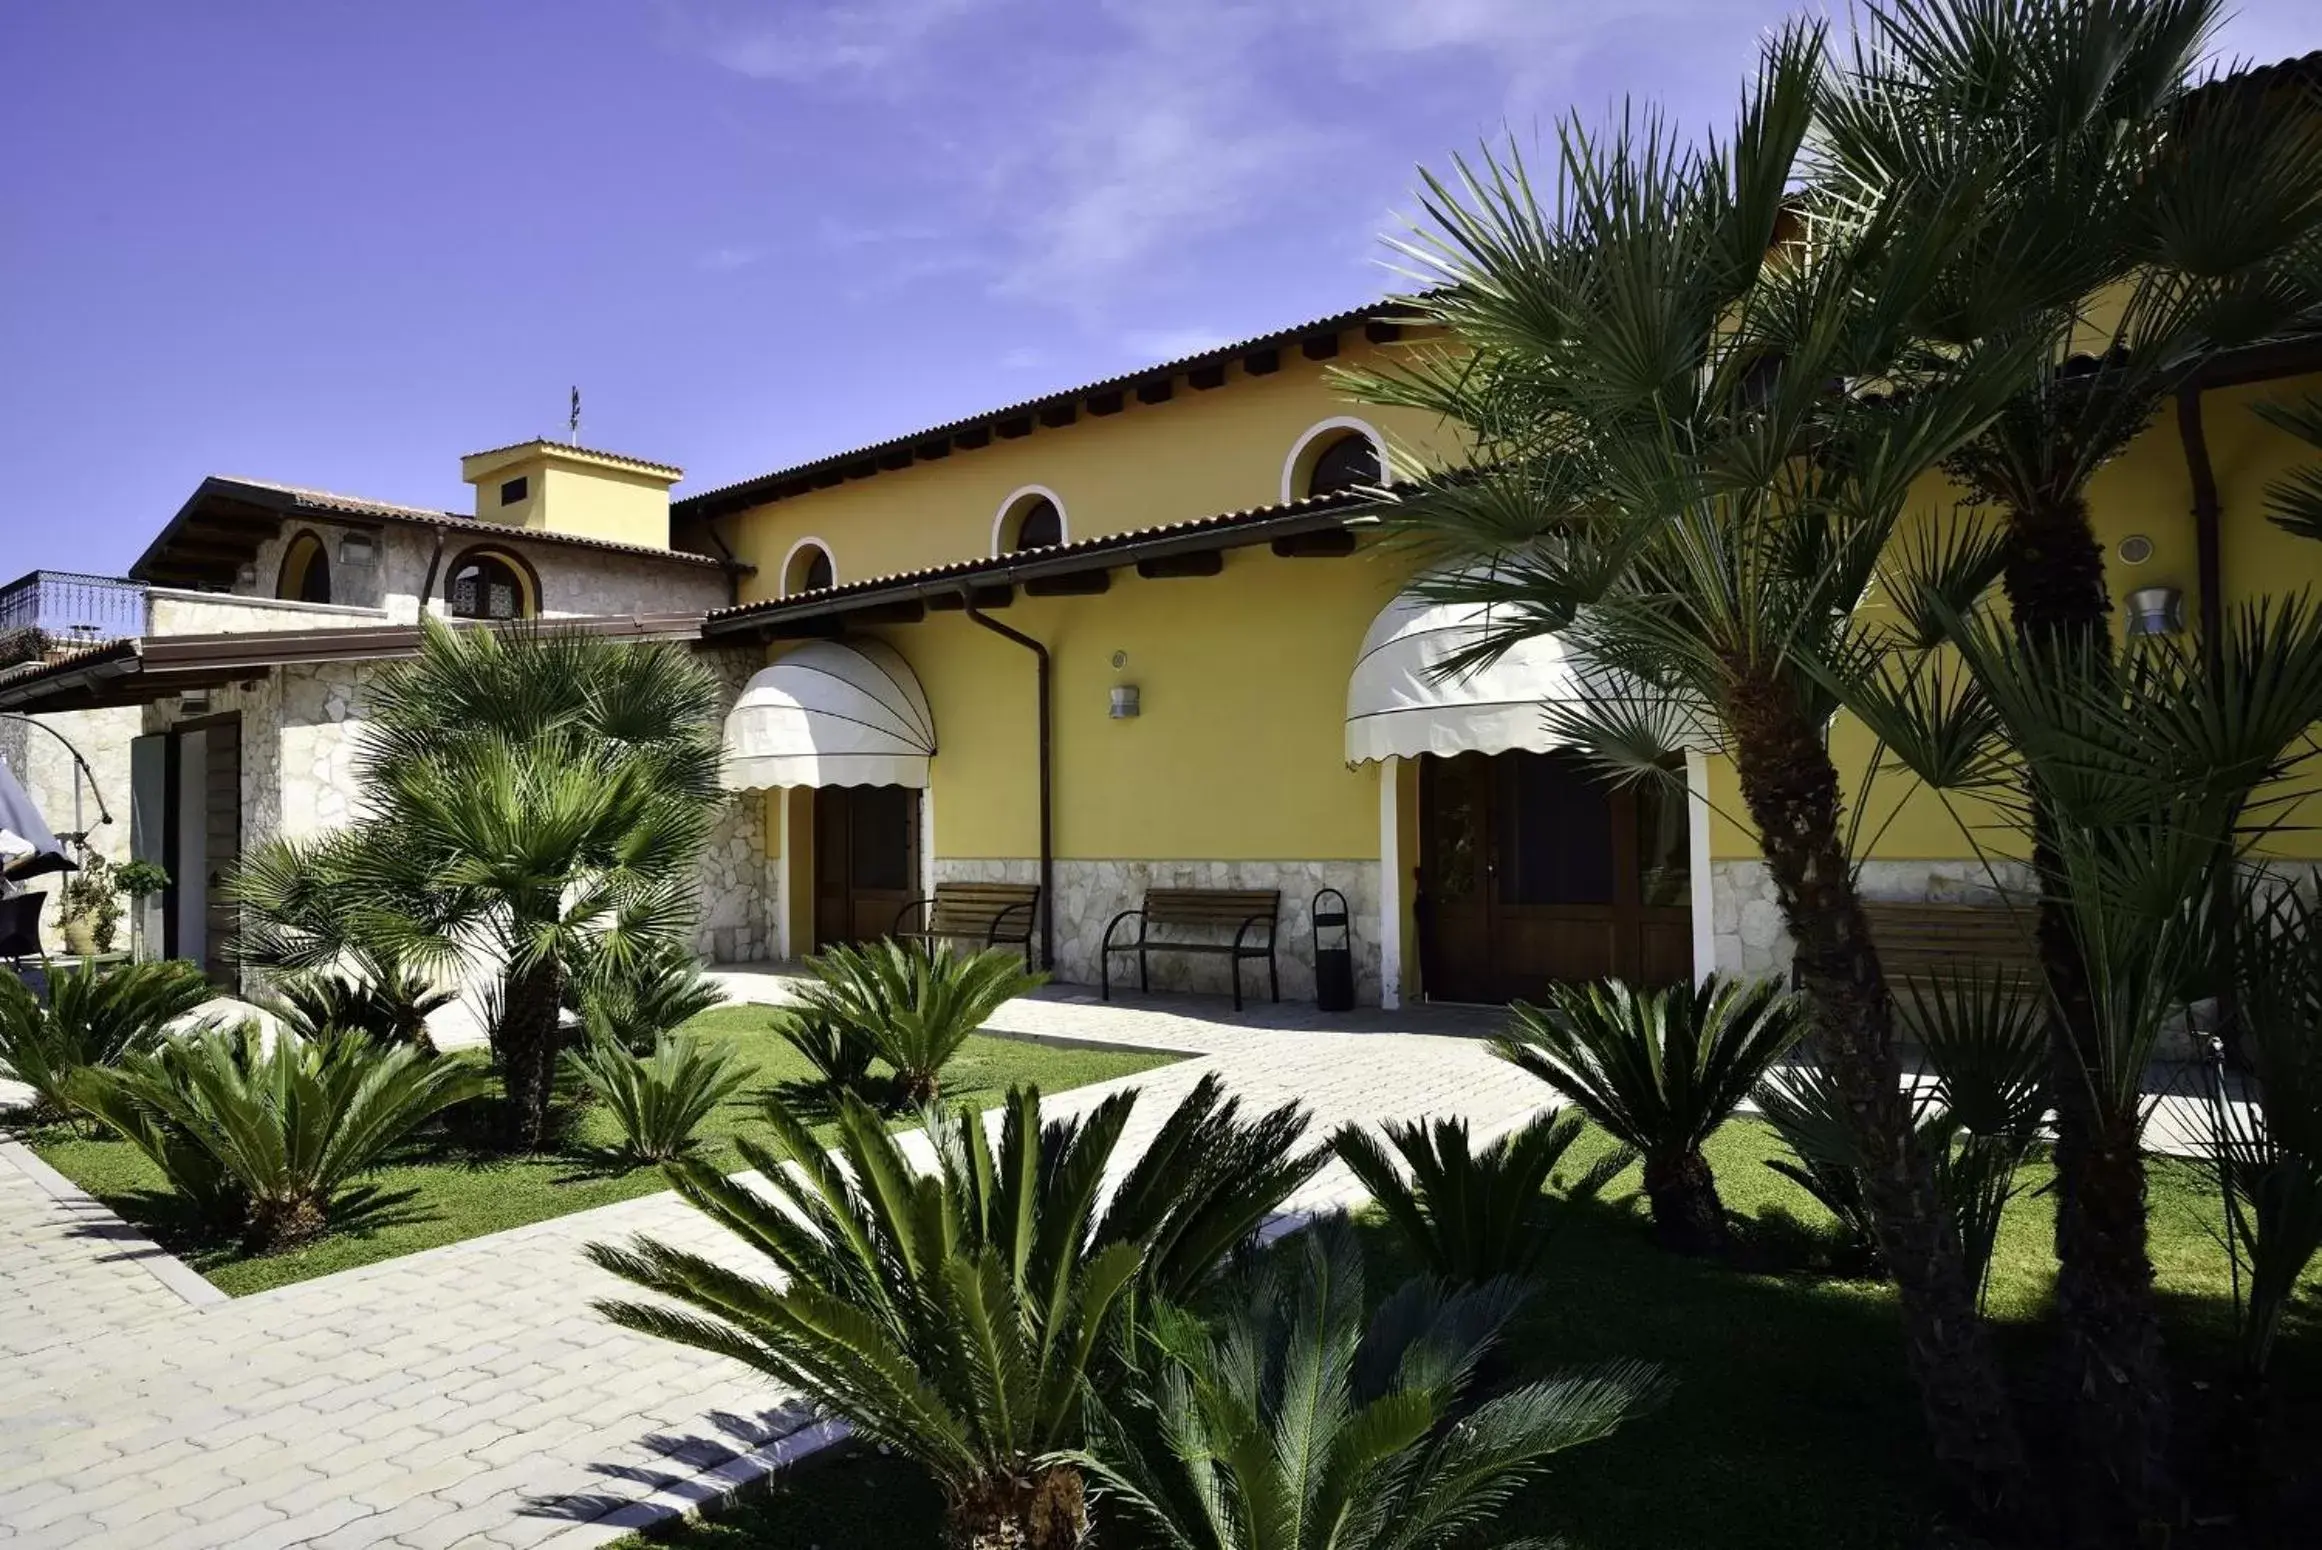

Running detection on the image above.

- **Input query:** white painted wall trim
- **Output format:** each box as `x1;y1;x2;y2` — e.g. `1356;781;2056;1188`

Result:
1686;748;1715;986
988;484;1071;557
778;536;838;598
772;788;793;959
1280;416;1387;505
1378;755;1403;1009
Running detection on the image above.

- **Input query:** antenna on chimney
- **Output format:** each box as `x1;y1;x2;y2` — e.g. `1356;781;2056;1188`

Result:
568;386;581;445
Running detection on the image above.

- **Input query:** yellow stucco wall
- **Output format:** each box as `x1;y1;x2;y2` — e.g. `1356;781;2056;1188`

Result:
716;337;1460;601
1704;368;2322;863
464;446;678;549
869;543;1411;862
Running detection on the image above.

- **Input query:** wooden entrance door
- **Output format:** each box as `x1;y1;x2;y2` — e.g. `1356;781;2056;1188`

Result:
812;785;920;949
1417;749;1690;1002
157;715;241;986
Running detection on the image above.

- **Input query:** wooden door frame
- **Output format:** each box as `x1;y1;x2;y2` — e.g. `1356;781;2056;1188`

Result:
1410;747;1706;1002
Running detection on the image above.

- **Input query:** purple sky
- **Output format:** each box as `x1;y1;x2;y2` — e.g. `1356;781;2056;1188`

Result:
4;2;2313;576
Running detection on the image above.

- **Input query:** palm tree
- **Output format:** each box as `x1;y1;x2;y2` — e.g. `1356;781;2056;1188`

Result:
233;619;723;1149
1073;1218;1669;1550
1843;575;2322;1527
1495;977;1801;1254
588;1076;1322;1550
1815;3;2322;1517
1343;22;2040;1511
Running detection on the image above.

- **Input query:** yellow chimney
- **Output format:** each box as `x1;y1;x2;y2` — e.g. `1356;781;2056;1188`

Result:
459;440;682;549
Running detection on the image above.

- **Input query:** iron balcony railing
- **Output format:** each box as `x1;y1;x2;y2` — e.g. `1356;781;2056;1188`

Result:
0;569;149;647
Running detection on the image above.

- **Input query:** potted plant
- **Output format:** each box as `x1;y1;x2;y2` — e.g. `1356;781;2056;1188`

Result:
55;846;123;957
114;859;170;959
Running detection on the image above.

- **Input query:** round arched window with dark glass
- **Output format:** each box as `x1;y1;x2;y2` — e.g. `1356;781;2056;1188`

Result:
277;531;331;604
1010;497;1063;552
1305;433;1381;498
449;551;532;620
785;543;836;597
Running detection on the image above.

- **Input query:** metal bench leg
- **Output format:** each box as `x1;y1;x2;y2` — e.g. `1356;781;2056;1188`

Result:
1268;946;1278;1004
1139;944;1149;995
1230;955;1243;1013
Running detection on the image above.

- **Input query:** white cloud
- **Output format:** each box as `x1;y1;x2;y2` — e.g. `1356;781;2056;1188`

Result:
666;0;986;85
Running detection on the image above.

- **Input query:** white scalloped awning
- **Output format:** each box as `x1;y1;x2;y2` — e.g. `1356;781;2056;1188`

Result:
723;639;937;790
1347;592;1606;764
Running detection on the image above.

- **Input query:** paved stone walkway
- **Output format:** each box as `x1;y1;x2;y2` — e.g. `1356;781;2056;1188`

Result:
0;981;1537;1549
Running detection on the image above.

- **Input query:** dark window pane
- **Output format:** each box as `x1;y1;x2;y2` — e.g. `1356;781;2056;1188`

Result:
1637;769;1691;908
1012;498;1062;551
795;546;834;594
296;550;331;604
499;476;529;506
1426;755;1488;904
850;786;913;891
1306;434;1380;497
1497;751;1614;905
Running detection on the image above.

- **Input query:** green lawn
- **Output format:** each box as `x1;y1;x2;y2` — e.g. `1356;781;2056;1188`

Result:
21;1005;1178;1297
615;1117;2320;1550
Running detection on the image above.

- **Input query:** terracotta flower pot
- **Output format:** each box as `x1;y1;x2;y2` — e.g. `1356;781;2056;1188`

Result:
61;919;98;956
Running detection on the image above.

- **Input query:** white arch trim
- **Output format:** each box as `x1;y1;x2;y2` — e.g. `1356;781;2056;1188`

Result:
1281;416;1387;505
778;535;838;598
989;484;1071;557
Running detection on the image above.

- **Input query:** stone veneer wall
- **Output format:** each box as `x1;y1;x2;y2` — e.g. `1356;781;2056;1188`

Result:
1708;856;2041;978
2;704;140;952
933;857;1383;1005
694;647;777;964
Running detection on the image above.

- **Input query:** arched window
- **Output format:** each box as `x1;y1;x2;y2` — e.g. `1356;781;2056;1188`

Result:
1011;498;1063;551
447;548;535;620
277;530;331;604
1282;419;1388;504
990;486;1070;556
783;540;836;597
1305;433;1381;497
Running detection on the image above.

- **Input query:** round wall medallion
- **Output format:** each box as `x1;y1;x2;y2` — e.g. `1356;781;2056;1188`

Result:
2118;534;2155;565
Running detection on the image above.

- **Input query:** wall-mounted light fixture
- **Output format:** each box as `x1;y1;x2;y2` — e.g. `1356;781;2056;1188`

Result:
1109;684;1141;719
2125;585;2183;636
338;533;378;565
177;690;212;715
2117;533;2155;566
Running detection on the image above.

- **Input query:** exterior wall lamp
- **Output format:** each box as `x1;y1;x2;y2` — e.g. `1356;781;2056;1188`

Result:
2125;585;2184;637
1109;684;1141;719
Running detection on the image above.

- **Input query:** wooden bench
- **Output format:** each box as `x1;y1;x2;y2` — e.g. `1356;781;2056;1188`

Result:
890;882;1041;969
1102;888;1281;1011
1859;900;2042;988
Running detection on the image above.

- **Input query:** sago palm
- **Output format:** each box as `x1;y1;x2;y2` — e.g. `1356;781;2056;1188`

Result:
1073;1219;1669;1550
571;937;727;1055
1342;19;2044;1509
588;1076;1321;1550
564;1031;750;1163
1333;1109;1631;1284
1496;977;1801;1254
262;960;456;1053
75;1024;488;1249
232;618;723;1149
786;940;1045;1105
0;957;213;1124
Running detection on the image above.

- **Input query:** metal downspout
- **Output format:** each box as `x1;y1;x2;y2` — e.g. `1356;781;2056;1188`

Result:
2177;383;2235;1039
959;589;1052;973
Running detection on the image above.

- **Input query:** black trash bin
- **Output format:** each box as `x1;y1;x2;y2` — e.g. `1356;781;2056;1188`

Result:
1312;887;1355;1013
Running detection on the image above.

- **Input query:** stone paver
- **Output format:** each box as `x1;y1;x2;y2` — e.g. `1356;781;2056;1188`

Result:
0;979;1542;1548
0;971;2258;1547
